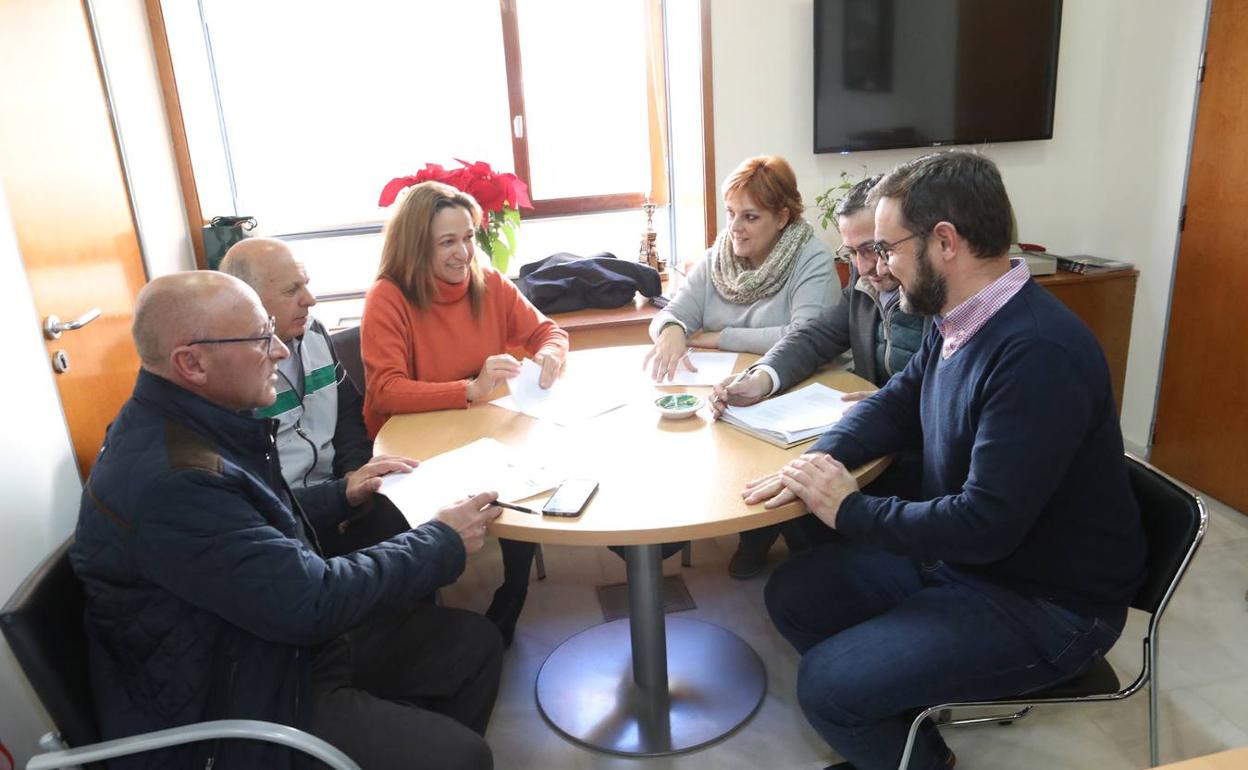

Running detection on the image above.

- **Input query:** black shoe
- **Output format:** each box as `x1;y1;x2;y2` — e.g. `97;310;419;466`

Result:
728;534;774;579
484;586;526;649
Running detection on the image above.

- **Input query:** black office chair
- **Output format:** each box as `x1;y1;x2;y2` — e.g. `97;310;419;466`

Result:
330;324;366;397
0;539;360;770
897;454;1207;770
329;325;694;578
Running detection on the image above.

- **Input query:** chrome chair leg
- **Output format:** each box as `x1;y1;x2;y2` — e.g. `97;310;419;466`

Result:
946;706;1033;727
898;706;940;770
1149;637;1160;767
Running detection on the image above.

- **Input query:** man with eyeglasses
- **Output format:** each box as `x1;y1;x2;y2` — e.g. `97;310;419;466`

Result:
71;271;505;770
749;151;1145;770
710;174;931;579
221;238;405;554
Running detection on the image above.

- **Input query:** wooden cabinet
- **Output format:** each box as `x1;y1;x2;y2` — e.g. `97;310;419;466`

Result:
550;295;660;350
1035;269;1137;414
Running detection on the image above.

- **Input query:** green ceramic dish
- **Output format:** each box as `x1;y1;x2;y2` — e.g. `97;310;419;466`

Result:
654;393;703;419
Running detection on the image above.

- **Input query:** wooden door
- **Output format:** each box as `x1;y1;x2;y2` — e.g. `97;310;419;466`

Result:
1151;0;1248;512
0;0;148;476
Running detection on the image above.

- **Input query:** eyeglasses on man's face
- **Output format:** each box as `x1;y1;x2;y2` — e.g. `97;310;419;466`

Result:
835;242;878;262
872;231;929;261
187;316;278;356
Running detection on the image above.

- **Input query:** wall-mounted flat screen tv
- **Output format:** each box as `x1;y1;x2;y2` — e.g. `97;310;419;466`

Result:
814;0;1063;154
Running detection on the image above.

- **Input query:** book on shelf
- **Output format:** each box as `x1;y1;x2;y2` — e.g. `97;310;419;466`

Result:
1052;254;1134;274
720;383;855;449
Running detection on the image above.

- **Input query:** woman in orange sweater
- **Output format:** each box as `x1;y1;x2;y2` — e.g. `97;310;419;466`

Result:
362;180;569;646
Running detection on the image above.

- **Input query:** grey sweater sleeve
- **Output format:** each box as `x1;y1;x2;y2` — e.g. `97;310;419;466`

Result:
649;249;713;340
756;285;853;391
718;240;838;354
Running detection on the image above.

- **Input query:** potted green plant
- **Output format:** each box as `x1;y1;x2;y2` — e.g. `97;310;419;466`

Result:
814;168;866;287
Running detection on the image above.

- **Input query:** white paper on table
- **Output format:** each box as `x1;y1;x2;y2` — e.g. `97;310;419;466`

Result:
377;438;560;527
644;350;739;386
722;383;855;433
501;358;629;426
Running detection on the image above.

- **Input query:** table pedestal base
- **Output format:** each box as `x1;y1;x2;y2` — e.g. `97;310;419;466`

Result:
535;616;765;756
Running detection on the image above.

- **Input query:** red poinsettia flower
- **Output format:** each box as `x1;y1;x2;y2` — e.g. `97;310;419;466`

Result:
378;160;532;214
378;159;533;274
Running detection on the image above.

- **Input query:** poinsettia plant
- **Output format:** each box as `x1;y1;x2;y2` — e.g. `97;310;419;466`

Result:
378;159;533;274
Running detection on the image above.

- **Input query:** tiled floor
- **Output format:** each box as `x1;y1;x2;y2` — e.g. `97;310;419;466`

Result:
440;491;1248;769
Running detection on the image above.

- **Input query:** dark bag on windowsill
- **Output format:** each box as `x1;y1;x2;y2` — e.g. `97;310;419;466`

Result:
514;252;663;314
202;215;257;270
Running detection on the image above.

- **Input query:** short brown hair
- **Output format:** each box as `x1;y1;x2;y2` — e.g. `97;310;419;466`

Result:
721;155;805;224
869;150;1013;259
378;181;486;316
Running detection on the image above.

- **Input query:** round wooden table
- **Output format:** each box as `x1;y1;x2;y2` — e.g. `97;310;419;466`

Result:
376;345;887;756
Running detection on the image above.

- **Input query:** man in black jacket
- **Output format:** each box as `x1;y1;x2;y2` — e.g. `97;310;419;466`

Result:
221;238;405;554
71;271;503;770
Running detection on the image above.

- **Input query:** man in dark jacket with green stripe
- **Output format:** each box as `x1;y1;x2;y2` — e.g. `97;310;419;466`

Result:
71;271;503;770
711;175;931;578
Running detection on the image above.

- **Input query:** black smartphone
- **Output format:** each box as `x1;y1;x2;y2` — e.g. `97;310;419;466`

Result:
542;479;599;517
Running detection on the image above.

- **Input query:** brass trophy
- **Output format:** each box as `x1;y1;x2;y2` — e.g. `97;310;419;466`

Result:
638;201;666;274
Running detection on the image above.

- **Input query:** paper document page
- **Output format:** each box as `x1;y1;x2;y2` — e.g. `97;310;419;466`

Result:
644;350;739;386
500;358;629;426
378;438;560;527
721;383;855;445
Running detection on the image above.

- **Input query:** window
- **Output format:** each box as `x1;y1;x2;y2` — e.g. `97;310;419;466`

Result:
158;1;669;239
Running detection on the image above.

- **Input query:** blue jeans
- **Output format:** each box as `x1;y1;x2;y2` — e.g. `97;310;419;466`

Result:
764;540;1123;770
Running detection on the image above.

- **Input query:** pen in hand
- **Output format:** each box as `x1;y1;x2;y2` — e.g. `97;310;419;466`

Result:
494;500;539;515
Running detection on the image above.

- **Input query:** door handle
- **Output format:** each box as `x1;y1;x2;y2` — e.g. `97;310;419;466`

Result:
44;308;102;340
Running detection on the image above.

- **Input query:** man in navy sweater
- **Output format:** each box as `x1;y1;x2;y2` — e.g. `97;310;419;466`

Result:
748;151;1146;770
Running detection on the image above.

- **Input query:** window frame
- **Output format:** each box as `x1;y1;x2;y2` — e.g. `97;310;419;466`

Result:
146;0;674;267
499;0;670;218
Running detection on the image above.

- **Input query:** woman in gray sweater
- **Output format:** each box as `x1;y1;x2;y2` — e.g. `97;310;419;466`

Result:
643;155;840;574
644;155;838;380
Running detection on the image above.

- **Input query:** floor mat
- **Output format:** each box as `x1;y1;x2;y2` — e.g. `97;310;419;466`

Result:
595;574;696;622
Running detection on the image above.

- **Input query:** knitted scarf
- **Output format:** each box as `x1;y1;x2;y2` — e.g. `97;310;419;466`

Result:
709;220;814;305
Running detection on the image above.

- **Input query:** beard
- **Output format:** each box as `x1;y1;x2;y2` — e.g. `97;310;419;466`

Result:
899;238;947;315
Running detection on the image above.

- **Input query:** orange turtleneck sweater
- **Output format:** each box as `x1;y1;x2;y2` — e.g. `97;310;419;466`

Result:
360;268;569;436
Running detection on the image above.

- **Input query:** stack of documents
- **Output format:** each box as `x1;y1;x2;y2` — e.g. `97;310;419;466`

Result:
720;383;856;448
378;438;561;526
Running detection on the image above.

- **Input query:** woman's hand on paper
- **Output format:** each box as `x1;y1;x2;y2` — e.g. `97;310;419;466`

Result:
841;390;872;405
710;369;774;418
433;491;502;554
643;324;698;382
467;354;522;402
344;454;419;507
778;453;858;529
534;350;564;389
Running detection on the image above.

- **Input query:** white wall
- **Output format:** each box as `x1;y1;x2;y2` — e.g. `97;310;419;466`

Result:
710;0;1208;451
0;184;82;767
